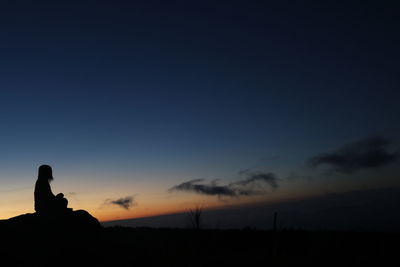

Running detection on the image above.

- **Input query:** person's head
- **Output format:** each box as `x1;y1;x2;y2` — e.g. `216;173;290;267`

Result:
38;165;53;181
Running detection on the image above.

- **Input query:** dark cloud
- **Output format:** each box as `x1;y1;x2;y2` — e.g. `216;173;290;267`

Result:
236;169;278;190
309;136;398;174
104;196;136;210
169;171;278;199
169;179;237;197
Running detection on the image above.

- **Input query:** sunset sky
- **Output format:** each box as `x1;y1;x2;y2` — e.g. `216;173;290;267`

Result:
0;1;399;223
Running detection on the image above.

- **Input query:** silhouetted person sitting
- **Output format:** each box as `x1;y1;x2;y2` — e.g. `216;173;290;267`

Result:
34;165;69;214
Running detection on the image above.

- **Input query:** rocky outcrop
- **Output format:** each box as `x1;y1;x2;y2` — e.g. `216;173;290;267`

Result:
0;210;101;266
1;209;101;238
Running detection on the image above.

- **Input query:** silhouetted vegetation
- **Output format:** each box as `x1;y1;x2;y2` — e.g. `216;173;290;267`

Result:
187;205;203;230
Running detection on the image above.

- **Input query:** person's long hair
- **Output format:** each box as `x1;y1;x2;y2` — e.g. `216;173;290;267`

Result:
38;165;54;182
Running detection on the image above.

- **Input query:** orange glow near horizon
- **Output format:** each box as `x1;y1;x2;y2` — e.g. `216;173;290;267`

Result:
0;184;276;222
1;169;385;222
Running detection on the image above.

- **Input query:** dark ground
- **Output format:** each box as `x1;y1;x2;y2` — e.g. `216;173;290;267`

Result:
1;225;399;266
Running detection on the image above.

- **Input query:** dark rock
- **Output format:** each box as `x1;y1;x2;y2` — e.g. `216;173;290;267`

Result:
2;209;101;239
0;210;101;266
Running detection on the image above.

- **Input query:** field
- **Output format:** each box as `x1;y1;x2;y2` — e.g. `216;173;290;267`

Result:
2;225;399;266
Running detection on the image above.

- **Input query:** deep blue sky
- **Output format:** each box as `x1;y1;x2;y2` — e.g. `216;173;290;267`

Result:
0;1;399;220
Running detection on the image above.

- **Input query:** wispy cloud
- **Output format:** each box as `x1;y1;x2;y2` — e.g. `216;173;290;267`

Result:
103;196;137;210
169;171;278;199
65;192;78;201
308;136;398;174
236;169;278;190
0;186;31;193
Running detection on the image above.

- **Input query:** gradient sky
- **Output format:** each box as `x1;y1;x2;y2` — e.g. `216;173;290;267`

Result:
0;1;399;222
